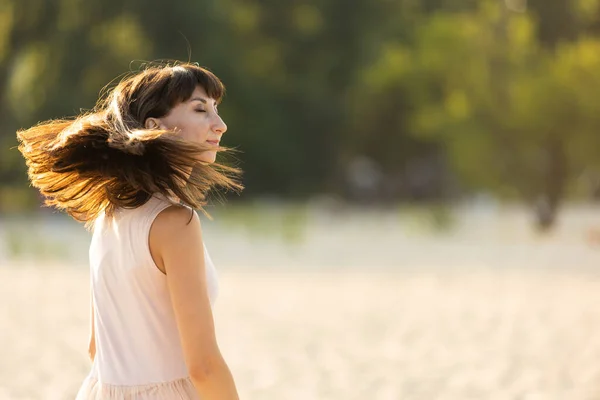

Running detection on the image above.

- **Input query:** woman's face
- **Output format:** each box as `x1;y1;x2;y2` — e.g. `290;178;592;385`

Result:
148;86;226;164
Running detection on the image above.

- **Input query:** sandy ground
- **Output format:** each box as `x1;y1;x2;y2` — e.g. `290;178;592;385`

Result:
1;265;600;400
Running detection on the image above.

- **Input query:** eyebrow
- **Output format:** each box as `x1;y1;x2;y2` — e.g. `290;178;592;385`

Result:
190;97;208;104
189;97;220;108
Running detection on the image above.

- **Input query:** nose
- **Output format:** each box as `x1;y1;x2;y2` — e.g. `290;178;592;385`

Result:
212;114;227;135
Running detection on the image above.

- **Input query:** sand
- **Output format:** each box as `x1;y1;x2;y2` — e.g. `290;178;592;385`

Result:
1;264;600;400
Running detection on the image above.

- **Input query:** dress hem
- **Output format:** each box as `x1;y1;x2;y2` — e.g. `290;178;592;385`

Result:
75;375;200;399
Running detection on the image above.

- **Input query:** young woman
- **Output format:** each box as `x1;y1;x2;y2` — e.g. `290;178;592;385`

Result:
17;63;243;399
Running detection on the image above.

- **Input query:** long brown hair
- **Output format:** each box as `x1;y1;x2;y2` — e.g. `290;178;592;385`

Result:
17;62;243;229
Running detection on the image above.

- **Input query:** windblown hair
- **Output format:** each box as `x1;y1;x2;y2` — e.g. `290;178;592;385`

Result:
17;62;243;229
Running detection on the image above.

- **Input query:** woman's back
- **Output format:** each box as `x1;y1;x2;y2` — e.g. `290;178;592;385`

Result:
77;194;219;399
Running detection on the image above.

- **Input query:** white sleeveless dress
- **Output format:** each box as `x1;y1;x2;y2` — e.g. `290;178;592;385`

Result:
75;194;219;399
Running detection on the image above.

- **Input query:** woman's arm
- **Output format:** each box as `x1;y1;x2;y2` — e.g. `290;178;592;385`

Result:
150;206;239;400
88;294;96;362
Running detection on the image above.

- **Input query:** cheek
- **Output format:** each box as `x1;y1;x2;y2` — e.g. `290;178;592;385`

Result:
177;127;195;142
180;120;211;143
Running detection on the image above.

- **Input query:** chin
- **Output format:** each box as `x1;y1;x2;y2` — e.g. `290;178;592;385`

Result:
197;152;217;164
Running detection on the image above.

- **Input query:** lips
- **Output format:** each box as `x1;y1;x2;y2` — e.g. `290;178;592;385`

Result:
206;140;220;146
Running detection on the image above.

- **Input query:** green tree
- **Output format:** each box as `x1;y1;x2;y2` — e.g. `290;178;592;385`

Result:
398;1;600;229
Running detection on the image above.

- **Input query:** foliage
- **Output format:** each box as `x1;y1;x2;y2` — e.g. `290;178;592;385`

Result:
2;0;600;228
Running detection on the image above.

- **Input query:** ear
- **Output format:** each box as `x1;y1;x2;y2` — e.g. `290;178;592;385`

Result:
144;117;162;129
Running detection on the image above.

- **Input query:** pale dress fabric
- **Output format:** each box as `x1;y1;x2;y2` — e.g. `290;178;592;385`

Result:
75;194;219;399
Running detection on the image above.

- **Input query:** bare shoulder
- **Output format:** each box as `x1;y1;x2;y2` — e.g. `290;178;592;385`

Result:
149;205;202;273
152;204;200;238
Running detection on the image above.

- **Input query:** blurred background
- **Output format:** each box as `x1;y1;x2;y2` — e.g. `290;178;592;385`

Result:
2;0;600;399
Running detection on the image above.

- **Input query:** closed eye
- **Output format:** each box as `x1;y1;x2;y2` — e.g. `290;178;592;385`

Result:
195;109;206;113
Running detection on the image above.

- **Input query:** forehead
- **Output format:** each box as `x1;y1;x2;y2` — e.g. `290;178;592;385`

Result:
191;85;209;99
186;86;219;105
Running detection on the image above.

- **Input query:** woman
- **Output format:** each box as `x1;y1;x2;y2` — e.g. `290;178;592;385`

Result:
17;63;243;399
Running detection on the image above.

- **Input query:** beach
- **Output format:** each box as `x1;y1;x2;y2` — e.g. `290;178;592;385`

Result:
1;264;599;399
